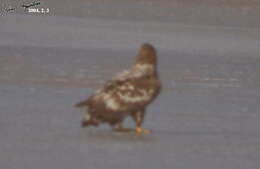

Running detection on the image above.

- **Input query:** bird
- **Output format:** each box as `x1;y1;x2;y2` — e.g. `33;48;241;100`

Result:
74;43;161;134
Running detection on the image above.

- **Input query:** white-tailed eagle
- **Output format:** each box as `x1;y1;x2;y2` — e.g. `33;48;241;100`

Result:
75;43;161;134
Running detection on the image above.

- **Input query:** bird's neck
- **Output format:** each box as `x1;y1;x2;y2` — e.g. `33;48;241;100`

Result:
133;63;157;76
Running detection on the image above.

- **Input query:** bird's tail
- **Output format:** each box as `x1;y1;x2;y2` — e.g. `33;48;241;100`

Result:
74;99;89;107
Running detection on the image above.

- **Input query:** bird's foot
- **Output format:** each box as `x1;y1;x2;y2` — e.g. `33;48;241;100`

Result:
135;127;151;134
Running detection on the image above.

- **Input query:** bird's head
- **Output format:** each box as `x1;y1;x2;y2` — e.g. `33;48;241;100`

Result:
136;43;157;66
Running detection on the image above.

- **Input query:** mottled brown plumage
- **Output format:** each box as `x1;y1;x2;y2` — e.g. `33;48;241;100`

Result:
75;43;161;134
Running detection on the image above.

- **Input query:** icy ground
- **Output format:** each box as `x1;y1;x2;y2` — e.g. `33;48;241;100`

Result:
1;14;260;169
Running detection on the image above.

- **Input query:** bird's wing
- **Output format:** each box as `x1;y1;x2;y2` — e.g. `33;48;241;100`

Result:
103;69;134;92
74;71;131;108
75;67;144;108
113;79;154;105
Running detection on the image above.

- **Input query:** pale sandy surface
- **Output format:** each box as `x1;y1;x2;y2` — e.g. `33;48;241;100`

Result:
1;1;260;169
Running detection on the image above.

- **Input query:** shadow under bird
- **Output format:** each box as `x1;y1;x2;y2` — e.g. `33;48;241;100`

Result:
75;43;161;134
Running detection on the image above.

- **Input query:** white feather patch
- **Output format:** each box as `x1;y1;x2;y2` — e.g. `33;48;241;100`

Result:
83;113;90;121
118;89;152;103
128;85;134;90
134;64;154;72
103;93;120;110
119;86;127;90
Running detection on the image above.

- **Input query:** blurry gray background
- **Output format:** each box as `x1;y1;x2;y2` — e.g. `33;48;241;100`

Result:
0;0;260;169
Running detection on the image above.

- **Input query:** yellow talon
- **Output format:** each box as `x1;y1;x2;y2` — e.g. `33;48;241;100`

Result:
135;127;151;134
136;127;142;133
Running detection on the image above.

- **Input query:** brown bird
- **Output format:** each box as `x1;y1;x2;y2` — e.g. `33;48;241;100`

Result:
75;43;161;134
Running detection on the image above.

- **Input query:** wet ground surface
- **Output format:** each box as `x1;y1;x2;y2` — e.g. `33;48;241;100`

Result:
1;5;260;169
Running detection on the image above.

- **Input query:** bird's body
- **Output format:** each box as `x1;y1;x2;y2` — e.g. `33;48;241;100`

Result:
75;43;161;133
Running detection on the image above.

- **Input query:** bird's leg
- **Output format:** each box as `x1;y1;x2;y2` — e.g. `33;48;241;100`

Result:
132;110;150;134
112;122;132;132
